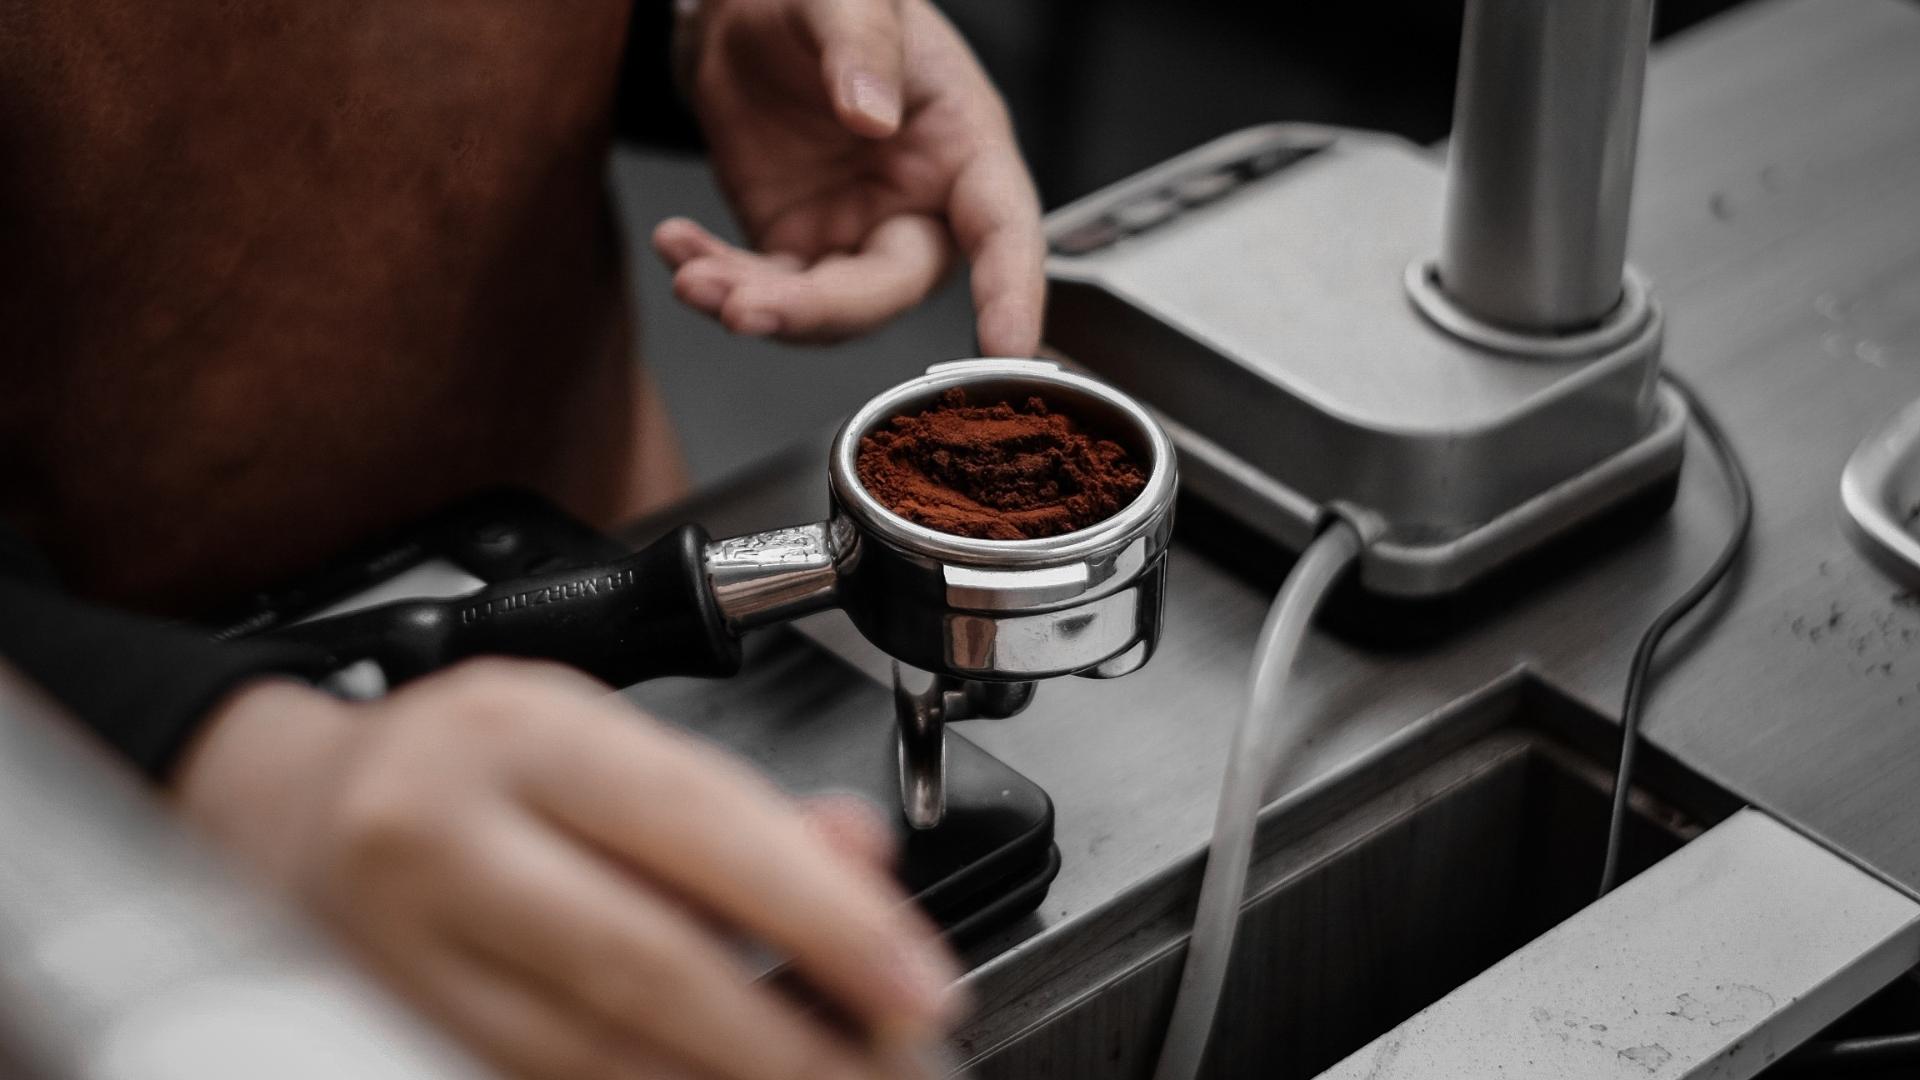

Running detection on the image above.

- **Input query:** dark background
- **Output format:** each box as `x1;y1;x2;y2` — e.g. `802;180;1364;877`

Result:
619;0;1751;489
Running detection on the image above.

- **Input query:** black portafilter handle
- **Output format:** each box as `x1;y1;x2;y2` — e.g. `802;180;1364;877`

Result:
272;525;742;690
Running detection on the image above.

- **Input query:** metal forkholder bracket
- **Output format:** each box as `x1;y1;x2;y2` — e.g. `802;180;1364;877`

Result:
891;666;1036;830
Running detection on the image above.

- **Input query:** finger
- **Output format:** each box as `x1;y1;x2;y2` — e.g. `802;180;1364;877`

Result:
516;696;965;1042
657;218;808;278
801;0;906;137
802;793;898;870
450;813;891;1080
397;942;696;1080
948;145;1047;357
652;217;731;270
671;248;807;319
672;257;735;314
719;214;951;341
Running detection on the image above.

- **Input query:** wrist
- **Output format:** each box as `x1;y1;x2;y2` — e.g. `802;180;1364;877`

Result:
173;678;358;887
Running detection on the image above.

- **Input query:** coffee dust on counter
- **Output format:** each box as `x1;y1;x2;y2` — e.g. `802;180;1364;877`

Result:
856;388;1147;540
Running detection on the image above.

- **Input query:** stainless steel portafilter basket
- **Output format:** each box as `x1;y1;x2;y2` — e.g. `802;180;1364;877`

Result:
280;359;1178;828
829;359;1177;682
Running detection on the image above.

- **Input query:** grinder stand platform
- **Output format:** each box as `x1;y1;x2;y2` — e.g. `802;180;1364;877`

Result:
1045;126;1687;605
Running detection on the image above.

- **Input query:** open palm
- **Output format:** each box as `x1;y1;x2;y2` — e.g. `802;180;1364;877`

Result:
654;0;1045;356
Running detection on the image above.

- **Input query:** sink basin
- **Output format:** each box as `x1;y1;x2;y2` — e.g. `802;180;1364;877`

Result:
956;673;1920;1080
955;677;1735;1078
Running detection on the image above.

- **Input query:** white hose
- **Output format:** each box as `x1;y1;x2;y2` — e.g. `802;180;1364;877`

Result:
1151;519;1365;1080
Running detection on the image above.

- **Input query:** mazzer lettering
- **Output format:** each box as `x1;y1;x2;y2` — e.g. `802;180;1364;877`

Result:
459;568;636;624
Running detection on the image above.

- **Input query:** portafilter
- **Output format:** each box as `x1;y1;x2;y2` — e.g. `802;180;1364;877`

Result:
277;359;1178;828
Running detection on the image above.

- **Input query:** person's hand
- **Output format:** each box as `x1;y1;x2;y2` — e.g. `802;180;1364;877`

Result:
654;0;1045;356
174;661;962;1080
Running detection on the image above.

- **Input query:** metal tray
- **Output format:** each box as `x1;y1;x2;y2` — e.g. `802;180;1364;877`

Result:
1843;396;1920;589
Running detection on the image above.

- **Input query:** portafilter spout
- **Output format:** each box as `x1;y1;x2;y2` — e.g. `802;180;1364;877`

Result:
893;668;1036;830
276;359;1178;829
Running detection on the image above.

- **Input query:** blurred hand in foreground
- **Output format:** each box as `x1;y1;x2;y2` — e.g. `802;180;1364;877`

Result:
176;660;962;1080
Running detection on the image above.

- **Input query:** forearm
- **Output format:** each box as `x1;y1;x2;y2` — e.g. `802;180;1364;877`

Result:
0;524;332;780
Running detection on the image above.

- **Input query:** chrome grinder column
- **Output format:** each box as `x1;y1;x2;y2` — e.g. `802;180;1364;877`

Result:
1438;0;1655;334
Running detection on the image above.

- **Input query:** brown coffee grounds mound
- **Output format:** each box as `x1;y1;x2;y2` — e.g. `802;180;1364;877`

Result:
856;388;1148;540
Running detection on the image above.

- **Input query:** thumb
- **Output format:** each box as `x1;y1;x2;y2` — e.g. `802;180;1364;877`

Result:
802;0;906;137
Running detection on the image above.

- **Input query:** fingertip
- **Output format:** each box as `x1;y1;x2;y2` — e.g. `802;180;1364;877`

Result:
804;0;905;139
836;67;902;138
653;217;720;267
651;217;693;254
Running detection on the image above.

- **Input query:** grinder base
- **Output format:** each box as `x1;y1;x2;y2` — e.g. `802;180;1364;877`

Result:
1044;125;1686;600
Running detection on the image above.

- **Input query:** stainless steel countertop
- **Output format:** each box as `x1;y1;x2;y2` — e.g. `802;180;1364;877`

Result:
643;0;1920;1021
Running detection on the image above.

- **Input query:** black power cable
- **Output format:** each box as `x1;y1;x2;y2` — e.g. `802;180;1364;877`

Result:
1597;372;1753;897
1598;374;1920;1075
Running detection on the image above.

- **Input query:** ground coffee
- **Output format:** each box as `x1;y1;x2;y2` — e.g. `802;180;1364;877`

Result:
856;388;1148;540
